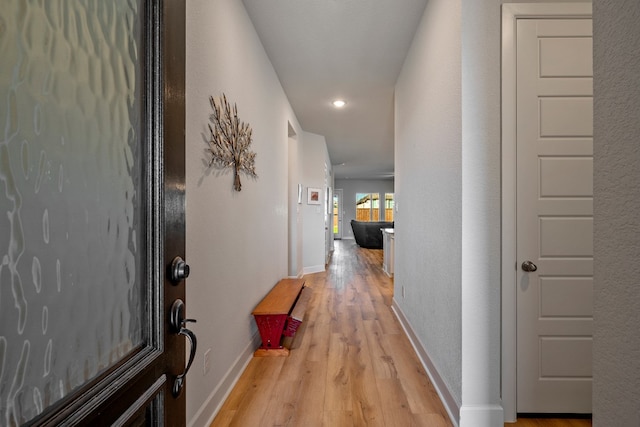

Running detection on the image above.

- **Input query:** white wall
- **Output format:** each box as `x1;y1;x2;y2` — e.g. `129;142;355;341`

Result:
593;1;640;425
394;0;463;418
185;1;306;424
334;179;395;239
301;131;331;274
287;128;303;277
459;0;502;424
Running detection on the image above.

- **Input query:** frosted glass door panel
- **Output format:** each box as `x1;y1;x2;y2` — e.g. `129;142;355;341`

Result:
0;1;145;424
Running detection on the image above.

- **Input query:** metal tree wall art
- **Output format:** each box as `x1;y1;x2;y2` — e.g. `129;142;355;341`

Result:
206;94;257;191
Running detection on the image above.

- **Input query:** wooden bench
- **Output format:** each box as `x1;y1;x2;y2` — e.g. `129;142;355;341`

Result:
252;278;311;356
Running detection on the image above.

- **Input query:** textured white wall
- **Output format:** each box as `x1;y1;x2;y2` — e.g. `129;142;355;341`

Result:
184;0;304;424
334;179;395;239
287;132;303;277
459;0;503;424
593;1;640;425
394;0;463;410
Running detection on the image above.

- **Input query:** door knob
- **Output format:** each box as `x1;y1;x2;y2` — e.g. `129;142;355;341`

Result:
170;256;190;283
521;260;538;272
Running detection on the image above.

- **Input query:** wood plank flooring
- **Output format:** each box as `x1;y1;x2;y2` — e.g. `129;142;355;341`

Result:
210;240;593;427
211;240;452;427
508;419;591;427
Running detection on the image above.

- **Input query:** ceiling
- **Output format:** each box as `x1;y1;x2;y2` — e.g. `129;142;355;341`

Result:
241;0;429;180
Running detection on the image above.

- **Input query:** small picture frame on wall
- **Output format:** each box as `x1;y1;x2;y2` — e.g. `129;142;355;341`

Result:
307;187;321;205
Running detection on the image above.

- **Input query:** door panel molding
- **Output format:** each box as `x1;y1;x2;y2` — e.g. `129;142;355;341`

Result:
501;3;592;422
113;375;167;427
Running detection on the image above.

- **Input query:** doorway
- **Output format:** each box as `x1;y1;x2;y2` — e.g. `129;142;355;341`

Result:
287;125;303;278
333;189;343;239
501;3;593;421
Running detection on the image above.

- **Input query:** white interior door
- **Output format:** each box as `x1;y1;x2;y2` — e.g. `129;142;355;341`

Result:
516;18;593;414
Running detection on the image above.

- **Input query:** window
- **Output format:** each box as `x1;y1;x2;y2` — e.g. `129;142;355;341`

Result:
356;193;380;222
385;193;394;221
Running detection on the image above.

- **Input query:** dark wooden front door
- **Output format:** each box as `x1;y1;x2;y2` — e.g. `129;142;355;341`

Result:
0;1;188;425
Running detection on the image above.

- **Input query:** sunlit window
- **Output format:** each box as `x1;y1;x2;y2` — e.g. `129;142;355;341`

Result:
333;194;339;234
356;193;380;222
385;193;394;221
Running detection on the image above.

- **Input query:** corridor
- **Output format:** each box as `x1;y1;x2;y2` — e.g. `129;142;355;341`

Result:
211;240;452;426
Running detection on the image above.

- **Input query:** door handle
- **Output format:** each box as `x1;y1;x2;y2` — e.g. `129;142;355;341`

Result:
170;299;197;397
521;260;538;272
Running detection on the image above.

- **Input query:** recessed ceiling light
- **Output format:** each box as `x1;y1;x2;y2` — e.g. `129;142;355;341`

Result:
332;100;346;108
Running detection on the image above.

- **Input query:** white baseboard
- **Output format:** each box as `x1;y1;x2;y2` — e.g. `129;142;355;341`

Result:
391;299;461;427
188;332;261;427
459;404;504;427
303;264;325;275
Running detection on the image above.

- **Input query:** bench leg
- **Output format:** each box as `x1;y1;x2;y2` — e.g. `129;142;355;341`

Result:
254;314;287;350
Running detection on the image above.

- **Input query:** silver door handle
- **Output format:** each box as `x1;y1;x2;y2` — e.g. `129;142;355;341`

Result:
170;299;197;398
521;261;538;272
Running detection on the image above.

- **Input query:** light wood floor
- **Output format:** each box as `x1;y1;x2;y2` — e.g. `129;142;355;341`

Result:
508;419;591;427
210;240;592;427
